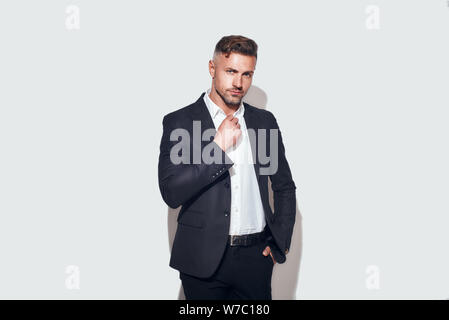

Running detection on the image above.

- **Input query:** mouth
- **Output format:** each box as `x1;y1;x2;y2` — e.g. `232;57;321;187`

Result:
229;90;242;96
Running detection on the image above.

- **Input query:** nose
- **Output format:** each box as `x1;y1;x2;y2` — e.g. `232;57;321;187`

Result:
232;75;242;89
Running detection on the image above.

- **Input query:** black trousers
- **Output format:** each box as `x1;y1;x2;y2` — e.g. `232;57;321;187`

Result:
180;235;274;300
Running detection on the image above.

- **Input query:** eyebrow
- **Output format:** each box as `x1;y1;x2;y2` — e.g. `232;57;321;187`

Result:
225;67;254;75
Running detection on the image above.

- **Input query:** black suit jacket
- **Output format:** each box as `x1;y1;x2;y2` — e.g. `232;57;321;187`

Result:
158;92;297;278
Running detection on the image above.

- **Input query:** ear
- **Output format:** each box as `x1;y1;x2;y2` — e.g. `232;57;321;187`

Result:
208;59;215;78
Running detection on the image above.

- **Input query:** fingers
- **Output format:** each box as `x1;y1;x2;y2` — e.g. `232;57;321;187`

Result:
225;115;239;129
263;246;277;264
225;114;236;122
263;246;271;256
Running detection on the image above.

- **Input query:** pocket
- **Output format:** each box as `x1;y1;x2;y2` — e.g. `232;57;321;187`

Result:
177;210;204;229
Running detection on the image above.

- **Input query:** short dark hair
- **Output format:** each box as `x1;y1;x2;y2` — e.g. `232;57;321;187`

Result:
214;35;258;59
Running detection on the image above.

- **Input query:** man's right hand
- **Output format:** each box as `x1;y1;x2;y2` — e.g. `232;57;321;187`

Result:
213;114;241;152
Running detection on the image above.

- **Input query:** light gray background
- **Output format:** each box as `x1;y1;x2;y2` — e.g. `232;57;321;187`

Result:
1;0;448;299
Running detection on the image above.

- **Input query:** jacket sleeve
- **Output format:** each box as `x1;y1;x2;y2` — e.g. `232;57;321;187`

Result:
266;111;297;263
158;115;234;209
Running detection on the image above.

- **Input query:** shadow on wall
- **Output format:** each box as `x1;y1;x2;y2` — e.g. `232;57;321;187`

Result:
166;86;303;300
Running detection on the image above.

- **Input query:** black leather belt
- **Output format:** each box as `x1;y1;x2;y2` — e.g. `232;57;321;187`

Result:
228;228;268;247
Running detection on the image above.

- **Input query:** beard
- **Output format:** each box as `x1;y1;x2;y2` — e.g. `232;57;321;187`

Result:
215;87;243;108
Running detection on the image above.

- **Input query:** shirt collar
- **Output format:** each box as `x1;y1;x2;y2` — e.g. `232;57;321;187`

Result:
204;88;245;120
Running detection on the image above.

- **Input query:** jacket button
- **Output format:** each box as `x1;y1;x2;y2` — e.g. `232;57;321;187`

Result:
224;209;229;217
224;182;230;188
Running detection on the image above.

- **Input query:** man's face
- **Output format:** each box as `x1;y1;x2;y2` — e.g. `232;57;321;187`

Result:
209;52;256;107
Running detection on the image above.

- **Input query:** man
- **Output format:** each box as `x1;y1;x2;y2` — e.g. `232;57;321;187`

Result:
158;35;297;300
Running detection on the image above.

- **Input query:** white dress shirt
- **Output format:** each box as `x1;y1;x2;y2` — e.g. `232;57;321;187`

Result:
204;88;266;236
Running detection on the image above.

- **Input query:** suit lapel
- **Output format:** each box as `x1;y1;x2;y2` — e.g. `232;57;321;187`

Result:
243;103;261;182
192;92;216;133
